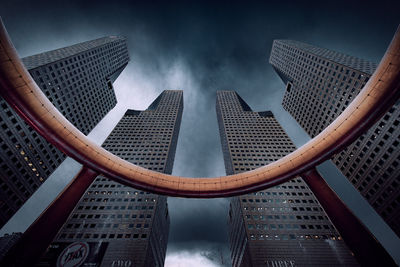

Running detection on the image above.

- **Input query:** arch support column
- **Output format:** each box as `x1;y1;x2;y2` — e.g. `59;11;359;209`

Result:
1;167;98;266
300;168;396;267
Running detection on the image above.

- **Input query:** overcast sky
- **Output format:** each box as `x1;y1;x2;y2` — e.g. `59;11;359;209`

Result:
1;0;400;266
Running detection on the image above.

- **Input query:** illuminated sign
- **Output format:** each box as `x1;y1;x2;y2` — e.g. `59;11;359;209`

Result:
38;242;108;266
57;242;89;267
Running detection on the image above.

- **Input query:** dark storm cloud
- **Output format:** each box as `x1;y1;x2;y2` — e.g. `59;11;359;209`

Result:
168;198;230;243
1;0;400;265
166;240;231;266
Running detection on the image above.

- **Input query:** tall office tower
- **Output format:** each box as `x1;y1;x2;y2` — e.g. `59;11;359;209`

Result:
217;91;358;266
38;90;183;267
269;40;400;236
0;37;129;227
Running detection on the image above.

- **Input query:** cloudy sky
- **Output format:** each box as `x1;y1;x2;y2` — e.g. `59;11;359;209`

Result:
1;0;400;266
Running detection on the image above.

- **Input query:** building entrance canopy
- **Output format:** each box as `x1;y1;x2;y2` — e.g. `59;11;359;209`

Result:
0;20;399;198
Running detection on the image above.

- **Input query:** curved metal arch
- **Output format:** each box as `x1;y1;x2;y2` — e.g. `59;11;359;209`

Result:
1;20;399;198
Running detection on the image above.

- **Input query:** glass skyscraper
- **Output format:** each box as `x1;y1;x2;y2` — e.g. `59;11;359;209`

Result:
38;90;183;267
270;40;400;237
217;91;357;266
0;37;129;227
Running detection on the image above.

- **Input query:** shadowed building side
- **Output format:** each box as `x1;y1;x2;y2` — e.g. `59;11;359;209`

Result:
37;90;183;267
217;91;358;266
269;40;400;237
0;36;129;227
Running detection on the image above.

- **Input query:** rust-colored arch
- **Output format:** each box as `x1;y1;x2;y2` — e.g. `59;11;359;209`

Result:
0;21;400;198
1;19;399;267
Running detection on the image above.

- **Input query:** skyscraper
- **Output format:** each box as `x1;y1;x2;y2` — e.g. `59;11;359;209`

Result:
216;91;358;266
38;90;183;267
269;40;400;236
0;37;129;227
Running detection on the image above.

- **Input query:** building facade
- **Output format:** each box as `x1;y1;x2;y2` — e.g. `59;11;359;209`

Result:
0;37;129;227
38;90;183;267
217;91;358;266
0;232;22;261
269;40;400;236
